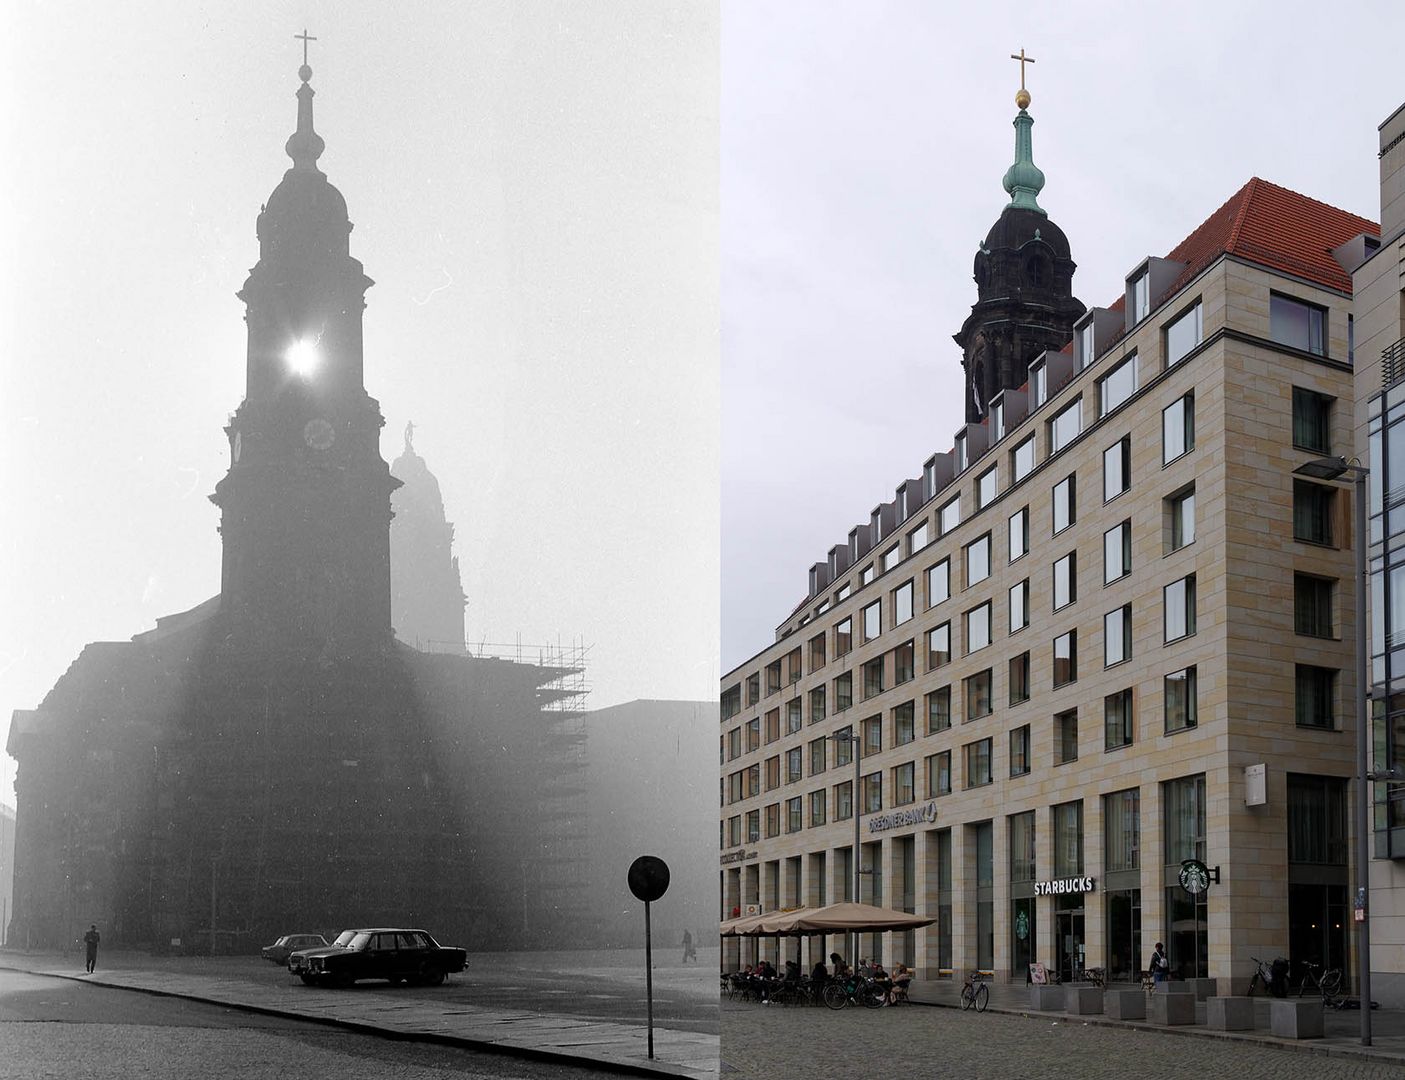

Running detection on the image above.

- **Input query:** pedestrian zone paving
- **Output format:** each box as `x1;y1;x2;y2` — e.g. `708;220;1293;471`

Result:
0;955;718;1080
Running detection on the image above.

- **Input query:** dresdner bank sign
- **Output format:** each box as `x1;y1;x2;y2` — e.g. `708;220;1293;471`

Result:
867;801;938;834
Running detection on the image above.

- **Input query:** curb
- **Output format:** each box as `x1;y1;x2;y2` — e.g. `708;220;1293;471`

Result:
1;963;711;1080
911;996;1405;1067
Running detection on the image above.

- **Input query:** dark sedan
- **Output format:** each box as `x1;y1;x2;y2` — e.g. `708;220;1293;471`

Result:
289;928;467;987
261;933;329;965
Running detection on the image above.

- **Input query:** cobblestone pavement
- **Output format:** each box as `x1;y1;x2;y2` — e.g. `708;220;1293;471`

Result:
719;1000;1405;1080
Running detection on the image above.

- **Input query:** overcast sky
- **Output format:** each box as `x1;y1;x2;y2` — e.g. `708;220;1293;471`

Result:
721;0;1405;673
0;1;718;809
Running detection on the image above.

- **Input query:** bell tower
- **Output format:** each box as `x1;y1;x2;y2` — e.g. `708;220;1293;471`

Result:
954;51;1085;422
211;41;400;657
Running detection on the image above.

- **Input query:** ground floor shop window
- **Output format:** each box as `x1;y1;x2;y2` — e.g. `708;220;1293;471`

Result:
1288;883;1347;979
1163;885;1207;979
1054;895;1085;983
1105;889;1141;982
1011;896;1036;979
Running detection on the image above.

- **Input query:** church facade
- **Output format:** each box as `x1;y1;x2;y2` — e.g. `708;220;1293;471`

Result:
6;59;587;953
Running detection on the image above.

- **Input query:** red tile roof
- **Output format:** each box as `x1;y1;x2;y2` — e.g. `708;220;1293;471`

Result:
1108;177;1377;311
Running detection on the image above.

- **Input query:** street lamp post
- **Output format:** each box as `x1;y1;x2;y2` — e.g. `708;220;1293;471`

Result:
1294;455;1371;1044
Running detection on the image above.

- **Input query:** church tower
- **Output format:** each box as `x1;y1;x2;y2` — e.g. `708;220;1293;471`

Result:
954;55;1085;423
211;50;400;657
390;423;469;653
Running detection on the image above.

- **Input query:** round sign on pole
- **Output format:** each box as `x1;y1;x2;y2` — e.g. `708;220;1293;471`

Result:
628;855;671;902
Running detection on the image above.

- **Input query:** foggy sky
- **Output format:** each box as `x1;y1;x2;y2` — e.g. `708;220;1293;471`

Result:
0;1;719;809
721;0;1405;672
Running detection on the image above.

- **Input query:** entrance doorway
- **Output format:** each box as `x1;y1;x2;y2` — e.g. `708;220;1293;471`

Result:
1054;897;1085;982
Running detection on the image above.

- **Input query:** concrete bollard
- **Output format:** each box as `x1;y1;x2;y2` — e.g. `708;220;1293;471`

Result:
1104;989;1147;1020
1206;996;1254;1031
1064;985;1103;1014
1029;984;1064;1011
1269;998;1324;1039
1185;977;1218;1001
1149;991;1195;1025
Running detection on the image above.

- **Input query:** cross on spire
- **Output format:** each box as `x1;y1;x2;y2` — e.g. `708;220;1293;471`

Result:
1009;47;1035;91
295;28;317;67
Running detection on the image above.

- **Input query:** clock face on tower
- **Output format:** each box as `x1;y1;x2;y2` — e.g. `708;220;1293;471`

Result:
303;418;335;451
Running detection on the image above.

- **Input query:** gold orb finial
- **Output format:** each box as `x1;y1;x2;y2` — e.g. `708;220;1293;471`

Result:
1015;88;1031;109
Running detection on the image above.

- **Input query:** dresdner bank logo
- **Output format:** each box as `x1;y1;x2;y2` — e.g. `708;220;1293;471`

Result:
867;801;938;834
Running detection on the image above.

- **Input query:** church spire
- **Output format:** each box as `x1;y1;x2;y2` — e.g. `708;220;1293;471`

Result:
1001;48;1046;216
285;29;325;173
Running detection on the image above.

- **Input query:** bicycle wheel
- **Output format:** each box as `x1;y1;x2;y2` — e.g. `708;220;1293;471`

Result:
975;983;989;1012
822;982;848;1010
960;984;975;1010
1319;970;1345;1008
860;983;886;1009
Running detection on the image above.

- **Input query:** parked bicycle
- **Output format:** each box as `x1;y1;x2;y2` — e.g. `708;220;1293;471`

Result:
960;970;989;1012
822;974;885;1010
1245;955;1289;997
1294;961;1345;1008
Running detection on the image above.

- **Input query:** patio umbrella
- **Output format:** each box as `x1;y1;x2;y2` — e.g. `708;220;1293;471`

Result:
783;901;935;934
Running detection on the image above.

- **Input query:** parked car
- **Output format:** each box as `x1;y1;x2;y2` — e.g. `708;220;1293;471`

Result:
261;933;330;966
289;928;468;987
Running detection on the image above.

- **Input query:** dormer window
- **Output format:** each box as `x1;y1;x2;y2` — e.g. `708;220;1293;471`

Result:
923;460;937;501
991;400;1005;443
954;433;968;472
1131;270;1150;324
1077;321;1096;371
895;487;908;523
1031;361;1047;408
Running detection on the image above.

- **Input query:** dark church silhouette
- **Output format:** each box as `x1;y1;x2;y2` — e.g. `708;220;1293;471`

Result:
6;59;587;952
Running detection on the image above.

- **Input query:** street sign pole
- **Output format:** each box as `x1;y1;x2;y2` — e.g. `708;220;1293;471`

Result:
644;899;654;1059
628;855;671;1064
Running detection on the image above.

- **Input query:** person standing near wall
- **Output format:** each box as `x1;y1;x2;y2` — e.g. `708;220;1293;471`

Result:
82;924;100;974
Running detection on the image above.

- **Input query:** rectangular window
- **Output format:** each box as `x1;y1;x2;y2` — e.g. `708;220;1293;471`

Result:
786;697;802;734
1009;651;1030;705
893;761;915;805
1053;629;1078;687
964;738;993;788
1010;724;1031;777
1164;666;1197;732
1009;579;1029;633
834;724;853;767
894;640;915;685
1012;435;1036;482
965;533;992;586
727;815;741;847
909;520;930;554
1104;604;1132;666
940;496;962;535
965;602;992;653
1131;270;1150;323
1054;710;1078;764
927;622;952;670
863;600;882;641
1053;800;1084;877
927;559;950;607
765;709;780;743
1104;789;1140;871
1008;507;1029;562
977;465;999;509
835;617;853;656
863;714;882;756
835;671;853;712
786;647;802;684
1053;552;1077;610
964;669;993;721
1103;435;1131;500
810;789;827;827
1271;293;1326;356
1164;301;1203;367
861;564;875;585
1168;487;1195;551
809;685;826;723
729;727;743;759
862;656;884;699
1295;665;1336;729
1098;354;1138;416
1294;574;1334;638
1163;394;1195;464
1292;480;1334;545
893;701;915;745
809;632;826;671
835;582;851;602
1292;387;1333;453
834;780;853;821
809;737;827;775
928;750;952;797
745;718;760;752
1049;398;1082;454
862;771;883;813
765;756;779;790
1164;774;1207;863
1164;574;1197;641
752;808;765;842
1104;520;1132;583
786;747;803;783
1105;688;1134;750
1053;474;1076;534
926;686;952;734
894;580;914;624
881;545;901;573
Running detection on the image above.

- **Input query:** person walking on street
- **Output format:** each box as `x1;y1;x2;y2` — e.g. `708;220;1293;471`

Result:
83;924;100;974
1148;942;1169;992
681;929;696;963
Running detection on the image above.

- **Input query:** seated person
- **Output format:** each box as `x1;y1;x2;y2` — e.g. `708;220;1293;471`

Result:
810;958;829;986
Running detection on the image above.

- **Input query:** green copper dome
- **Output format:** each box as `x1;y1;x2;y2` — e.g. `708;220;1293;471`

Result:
1001;109;1046;216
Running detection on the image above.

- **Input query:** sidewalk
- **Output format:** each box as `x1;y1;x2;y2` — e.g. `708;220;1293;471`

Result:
909;977;1405;1065
0;951;718;1080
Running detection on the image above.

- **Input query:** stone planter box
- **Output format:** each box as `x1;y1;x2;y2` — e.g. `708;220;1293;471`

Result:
1029;984;1064;1011
1064;985;1103;1014
1149;991;1195;1025
1270;998;1323;1039
1104;989;1146;1020
1185;977;1218;1001
1206;996;1254;1030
